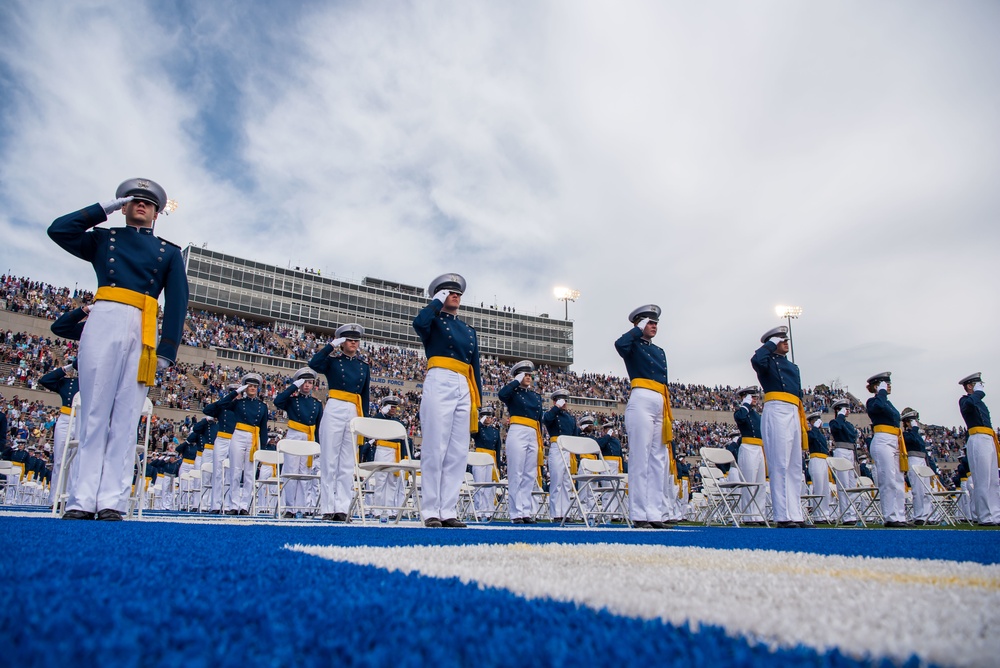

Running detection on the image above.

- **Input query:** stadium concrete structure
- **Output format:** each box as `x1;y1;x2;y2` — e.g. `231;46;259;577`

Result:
182;244;574;367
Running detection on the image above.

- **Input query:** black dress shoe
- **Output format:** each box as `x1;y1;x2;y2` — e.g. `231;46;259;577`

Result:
62;509;94;520
632;521;652;528
511;518;526;524
913;519;927;526
322;513;338;521
424;517;443;528
97;509;123;522
332;513;348;522
282;511;296;519
797;522;816;528
776;521;799;528
441;518;467;528
209;509;222;515
226;509;239;516
522;518;537;524
649;521;673;529
238;509;249;516
551;517;564;523
884;521;907;528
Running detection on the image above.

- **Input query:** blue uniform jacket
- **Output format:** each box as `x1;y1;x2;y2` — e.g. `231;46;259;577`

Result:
865;390;900;428
596;434;624;458
176;437;198;462
412;298;483;398
273;384;324;428
829;414;859;446
614;326;667;384
734;405;762;439
47;204;189;363
472;423;502;461
542;405;579;439
308;346;370;416
903;426;927;455
38;368;79;408
208;391;269;447
959;390;992;430
807;427;830;456
189;418;217;453
203;393;239;436
497;380;543;422
51;307;87;341
751;341;802;397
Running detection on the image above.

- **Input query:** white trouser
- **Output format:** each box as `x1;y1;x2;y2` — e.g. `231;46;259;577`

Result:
372;444;404;516
305;455;321;512
211;437;231;511
906;455;932;521
227;430;255;512
808;456;831;521
318;398;359;515
49;412;78;504
68;301;150;514
159;475;175;510
280;429;310;512
958;482;972;521
506;424;538;520
761;400;804;523
418;367;471;521
967;434;1000;524
256;462;275;510
599;458;623;515
663;472;683;521
548;439;574;518
624;388;667;522
178;461;194;509
738;443;766;521
832;447;858;521
199;448;212;510
870;432;906;522
471;457;496;512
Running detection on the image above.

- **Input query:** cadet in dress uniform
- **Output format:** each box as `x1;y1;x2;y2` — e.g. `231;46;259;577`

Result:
273;367;323;518
732;386;766;523
471;406;502;513
865;372;908;527
898;407;932;524
211;373;269;515
203;384;238;513
958;373;1000;525
751;325;807;528
412;274;482;528
309;324;370;522
370;395;411;518
38;357;80;505
176;426;201;510
615;304;674;530
596;425;625;473
48;179;188;521
829;398;860;523
499;361;544;524
806;411;833;522
542;386;578;522
953;454;973;522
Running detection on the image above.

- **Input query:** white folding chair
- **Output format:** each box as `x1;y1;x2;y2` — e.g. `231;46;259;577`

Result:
699;447;769;527
911;463;959;526
199;461;214;512
0;461;15;504
249;450;283;517
126;399;154;519
555;436;631;528
827;457;881;526
51;393;82;517
350;417;421;525
464;450;508;522
276;439;321;518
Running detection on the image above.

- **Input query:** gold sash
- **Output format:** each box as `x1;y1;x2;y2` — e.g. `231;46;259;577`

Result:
968;426;1000;463
375;439;402;476
630;378;677;480
60;406;72;415
427;356;481;433
763;391;809;452
741;437;763;446
873;424;908;472
288;420;318;466
95;286;158;386
328;389;363;444
235;422;260;461
474;448;500;482
510;415;543;485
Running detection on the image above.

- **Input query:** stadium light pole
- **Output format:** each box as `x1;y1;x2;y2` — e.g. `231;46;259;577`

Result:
553;286;580;321
775;305;803;363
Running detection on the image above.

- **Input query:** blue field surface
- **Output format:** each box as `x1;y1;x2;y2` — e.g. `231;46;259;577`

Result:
3;515;994;667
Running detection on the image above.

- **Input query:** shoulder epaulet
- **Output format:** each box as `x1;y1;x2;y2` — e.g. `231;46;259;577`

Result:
157;236;182;250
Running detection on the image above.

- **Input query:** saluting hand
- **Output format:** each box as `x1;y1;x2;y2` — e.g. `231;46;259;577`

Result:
100;196;134;215
636;318;650;332
331;337;346;348
157;357;171;371
877;381;888;393
236;384;249;394
293;379;306;389
433;290;451;304
555;398;566;409
514;373;526;385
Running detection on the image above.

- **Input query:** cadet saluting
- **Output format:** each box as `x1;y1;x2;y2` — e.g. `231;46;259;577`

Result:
413;273;482;528
499;362;544;524
958;373;1000;526
273;367;323;518
865;372;907;528
48;179;188;521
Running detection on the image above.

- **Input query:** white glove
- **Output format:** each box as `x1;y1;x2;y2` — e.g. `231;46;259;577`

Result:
205;416;216;422
838;408;848;416
555;398;566;408
236;384;249;394
331;337;346;348
100;196;134;215
636;318;650;332
61;364;74;374
877;381;888;392
433;290;451;304
812;419;822;429
293;379;306;389
380;404;393;416
514;373;526;385
768;336;784;346
909;420;919;428
606;429;614;437
741;394;753;406
157;357;171;370
974;382;986;393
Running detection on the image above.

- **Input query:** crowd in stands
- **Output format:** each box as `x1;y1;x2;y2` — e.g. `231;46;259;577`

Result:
0;275;93;321
1;330;75;390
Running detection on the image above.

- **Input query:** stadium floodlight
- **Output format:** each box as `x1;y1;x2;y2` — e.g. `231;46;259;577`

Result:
774;305;803;363
163;199;179;216
553;286;580;321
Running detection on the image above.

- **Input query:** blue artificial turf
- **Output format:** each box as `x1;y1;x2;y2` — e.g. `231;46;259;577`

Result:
3;515;992;667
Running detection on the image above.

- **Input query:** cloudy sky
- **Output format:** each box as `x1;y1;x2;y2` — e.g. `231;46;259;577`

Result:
1;0;997;425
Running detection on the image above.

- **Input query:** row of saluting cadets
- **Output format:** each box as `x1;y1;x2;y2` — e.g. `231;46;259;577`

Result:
39;177;1000;526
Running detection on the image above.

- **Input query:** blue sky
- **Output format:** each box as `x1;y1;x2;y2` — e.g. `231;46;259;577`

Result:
1;0;999;425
